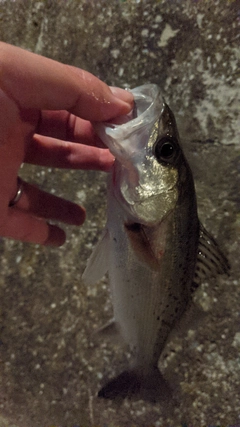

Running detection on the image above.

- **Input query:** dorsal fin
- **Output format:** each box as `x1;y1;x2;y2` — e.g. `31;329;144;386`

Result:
191;224;230;292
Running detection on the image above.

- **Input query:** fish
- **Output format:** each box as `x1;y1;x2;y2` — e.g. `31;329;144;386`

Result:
82;84;230;401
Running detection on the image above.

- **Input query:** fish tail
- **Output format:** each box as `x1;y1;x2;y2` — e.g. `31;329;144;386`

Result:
98;366;172;402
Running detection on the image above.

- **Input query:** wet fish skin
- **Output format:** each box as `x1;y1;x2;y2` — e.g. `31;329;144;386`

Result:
83;84;229;400
104;103;199;373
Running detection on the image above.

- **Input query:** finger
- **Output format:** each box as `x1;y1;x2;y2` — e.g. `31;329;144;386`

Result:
15;180;86;226
25;134;114;171
0;42;133;121
1;209;66;246
36;110;106;148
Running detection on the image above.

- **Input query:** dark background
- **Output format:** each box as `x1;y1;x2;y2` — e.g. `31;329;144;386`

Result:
0;1;239;426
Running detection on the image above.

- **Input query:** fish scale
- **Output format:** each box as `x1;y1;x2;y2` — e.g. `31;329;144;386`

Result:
83;84;230;400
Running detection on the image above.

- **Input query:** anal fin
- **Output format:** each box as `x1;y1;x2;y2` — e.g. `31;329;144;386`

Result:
93;318;124;345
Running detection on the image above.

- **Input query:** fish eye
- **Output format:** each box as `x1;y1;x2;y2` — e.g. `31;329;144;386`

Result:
154;137;178;164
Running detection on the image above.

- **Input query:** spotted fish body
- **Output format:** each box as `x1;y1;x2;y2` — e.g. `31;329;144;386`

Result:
83;84;229;400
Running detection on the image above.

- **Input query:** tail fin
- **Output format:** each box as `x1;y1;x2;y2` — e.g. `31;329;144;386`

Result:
98;367;172;403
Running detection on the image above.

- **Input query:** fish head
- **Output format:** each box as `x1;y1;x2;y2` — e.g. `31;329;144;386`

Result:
94;84;189;226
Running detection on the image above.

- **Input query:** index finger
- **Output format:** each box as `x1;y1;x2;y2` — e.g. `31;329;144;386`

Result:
0;42;133;121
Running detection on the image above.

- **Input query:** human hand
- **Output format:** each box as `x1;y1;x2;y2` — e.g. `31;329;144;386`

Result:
0;42;133;246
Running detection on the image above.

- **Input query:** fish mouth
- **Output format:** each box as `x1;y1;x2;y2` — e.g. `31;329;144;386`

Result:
93;84;164;163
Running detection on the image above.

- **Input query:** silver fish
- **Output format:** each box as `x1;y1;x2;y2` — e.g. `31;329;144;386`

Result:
83;84;229;401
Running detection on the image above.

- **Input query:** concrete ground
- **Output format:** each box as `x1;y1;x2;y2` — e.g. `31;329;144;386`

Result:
0;1;239;426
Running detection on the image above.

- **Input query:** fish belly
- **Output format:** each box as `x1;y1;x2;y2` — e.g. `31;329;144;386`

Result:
108;218;174;370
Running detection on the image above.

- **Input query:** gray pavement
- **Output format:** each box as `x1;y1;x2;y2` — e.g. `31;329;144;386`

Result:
0;1;239;426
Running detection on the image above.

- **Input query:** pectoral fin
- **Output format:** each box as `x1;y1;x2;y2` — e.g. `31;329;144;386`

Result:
82;228;110;285
192;224;230;292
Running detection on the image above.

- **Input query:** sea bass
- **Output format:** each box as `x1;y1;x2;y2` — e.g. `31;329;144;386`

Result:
83;84;229;400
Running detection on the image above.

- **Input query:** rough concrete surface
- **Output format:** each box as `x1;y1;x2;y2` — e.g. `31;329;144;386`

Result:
0;1;239;426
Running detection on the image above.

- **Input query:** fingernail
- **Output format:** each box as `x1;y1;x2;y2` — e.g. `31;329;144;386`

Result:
98;149;115;172
71;205;86;226
110;87;134;107
44;224;66;246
